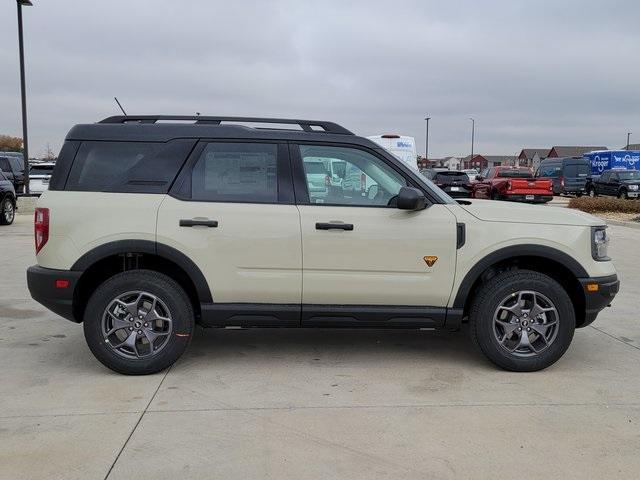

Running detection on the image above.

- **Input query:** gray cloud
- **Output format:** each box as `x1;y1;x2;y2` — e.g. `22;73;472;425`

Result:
1;0;639;158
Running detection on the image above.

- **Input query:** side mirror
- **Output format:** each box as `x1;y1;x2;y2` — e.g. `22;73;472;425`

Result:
475;175;484;181
397;186;427;211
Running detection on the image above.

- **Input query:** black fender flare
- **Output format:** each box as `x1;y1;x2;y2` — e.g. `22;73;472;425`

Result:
452;244;588;309
71;240;213;303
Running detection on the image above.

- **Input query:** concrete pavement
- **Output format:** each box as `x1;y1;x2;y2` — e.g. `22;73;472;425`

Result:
1;214;639;479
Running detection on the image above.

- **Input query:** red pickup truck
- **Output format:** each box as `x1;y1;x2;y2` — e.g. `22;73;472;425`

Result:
472;166;553;203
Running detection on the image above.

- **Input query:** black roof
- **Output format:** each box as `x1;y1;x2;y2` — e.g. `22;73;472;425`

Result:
66;115;380;148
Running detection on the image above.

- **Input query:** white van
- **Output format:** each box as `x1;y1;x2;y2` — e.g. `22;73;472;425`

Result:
367;135;418;171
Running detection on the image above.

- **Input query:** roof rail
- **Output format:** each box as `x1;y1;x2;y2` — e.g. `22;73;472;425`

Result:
98;115;354;135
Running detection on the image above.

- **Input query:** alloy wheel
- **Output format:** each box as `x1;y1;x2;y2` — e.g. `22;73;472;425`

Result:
492;290;559;357
102;291;173;359
3;199;14;224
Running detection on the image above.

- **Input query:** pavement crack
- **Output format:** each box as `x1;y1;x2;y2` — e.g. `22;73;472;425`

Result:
103;366;172;480
589;325;640;352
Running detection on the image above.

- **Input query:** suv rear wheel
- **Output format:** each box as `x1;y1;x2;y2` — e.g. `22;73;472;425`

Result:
0;197;15;225
469;270;575;372
83;270;194;375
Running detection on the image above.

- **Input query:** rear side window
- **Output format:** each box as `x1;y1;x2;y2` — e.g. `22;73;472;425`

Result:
564;163;590;177
0;158;11;173
539;163;561;177
190;143;278;203
65;140;194;193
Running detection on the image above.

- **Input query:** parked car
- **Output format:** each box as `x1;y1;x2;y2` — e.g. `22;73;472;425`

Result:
473;166;553;203
0;155;25;194
29;162;56;195
0;169;16;225
430;170;473;198
586;169;640;199
535;157;590;196
461;168;478;181
27;115;618;375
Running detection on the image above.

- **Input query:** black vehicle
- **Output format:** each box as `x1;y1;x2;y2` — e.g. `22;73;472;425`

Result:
429;170;473;198
586;169;640;199
535;157;590;196
0;169;17;225
0;154;25;194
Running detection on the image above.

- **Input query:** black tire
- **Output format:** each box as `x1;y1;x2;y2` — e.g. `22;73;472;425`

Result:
618;189;628;199
0;196;15;225
469;270;575;372
587;187;597;197
83;270;194;375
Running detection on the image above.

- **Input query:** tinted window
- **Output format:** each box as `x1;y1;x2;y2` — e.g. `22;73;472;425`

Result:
0;158;10;172
539;163;561;177
30;165;54;175
8;157;23;171
191;143;278;203
434;172;468;183
600;172;610;182
299;145;407;206
65;140;192;193
497;169;533;178
564;163;590;177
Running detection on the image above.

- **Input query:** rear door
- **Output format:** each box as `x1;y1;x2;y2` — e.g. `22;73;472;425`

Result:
0;158;14;186
292;143;457;326
157;141;302;325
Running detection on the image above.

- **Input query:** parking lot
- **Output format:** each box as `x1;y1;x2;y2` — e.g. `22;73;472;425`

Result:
1;211;639;480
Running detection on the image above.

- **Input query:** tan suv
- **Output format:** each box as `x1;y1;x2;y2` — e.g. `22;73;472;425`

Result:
27;116;619;374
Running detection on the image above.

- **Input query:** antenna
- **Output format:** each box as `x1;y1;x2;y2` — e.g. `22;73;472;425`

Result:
114;97;127;115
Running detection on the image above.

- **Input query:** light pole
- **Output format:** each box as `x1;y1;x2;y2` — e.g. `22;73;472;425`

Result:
627;132;632;150
469;117;475;169
17;0;33;195
424;117;430;162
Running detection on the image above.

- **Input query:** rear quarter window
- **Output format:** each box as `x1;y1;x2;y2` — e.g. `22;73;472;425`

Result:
64;140;195;193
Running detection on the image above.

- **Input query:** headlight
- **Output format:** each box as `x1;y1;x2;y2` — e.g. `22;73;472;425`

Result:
592;226;610;261
629;184;638;191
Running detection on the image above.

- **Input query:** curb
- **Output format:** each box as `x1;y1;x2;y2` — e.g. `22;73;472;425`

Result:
605;218;640;230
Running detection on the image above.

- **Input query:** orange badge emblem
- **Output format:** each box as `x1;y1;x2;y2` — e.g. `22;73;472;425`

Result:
423;256;438;267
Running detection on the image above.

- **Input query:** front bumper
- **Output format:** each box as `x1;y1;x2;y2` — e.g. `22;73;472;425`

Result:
578;274;619;327
27;265;82;322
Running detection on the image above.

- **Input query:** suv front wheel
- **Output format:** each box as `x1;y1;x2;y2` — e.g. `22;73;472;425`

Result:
83;270;194;375
470;270;575;372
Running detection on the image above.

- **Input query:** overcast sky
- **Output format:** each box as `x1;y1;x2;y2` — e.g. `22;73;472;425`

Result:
1;0;639;158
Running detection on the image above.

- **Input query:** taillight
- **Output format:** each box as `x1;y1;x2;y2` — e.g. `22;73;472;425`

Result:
34;207;49;254
325;174;331;187
560;177;565;187
549;183;554;191
507;180;512;190
361;173;366;192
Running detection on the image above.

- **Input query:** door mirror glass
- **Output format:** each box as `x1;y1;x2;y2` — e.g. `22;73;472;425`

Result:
396;186;427;210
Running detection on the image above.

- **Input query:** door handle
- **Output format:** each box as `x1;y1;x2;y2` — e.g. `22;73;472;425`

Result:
315;222;354;231
179;219;218;228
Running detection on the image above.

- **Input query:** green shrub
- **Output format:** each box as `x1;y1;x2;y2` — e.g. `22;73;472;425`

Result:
568;196;640;214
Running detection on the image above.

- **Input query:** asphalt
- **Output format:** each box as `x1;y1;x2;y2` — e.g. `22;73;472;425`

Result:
1;213;639;480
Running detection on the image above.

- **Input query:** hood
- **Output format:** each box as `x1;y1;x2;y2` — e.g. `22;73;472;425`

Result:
457;199;604;226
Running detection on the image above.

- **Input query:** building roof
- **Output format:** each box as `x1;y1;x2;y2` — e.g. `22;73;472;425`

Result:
623;143;640;150
548;146;607;157
518;148;548;160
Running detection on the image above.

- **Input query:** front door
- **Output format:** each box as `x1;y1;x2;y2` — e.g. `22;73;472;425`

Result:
156;141;302;326
293;144;458;326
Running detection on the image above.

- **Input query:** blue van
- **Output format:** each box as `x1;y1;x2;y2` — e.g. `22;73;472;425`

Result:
535;157;591;196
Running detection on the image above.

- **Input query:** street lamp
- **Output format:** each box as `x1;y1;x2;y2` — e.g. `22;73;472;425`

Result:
469;117;475;169
627;132;632;150
424;117;430;162
17;0;33;195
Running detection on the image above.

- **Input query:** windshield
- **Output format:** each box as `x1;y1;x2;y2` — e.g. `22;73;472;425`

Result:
305;162;327;175
617;171;640;180
498;169;533;178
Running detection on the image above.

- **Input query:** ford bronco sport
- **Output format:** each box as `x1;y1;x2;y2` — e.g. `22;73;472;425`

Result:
27;116;619;375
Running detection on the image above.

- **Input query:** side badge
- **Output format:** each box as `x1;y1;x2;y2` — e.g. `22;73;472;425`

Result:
423;256;438;267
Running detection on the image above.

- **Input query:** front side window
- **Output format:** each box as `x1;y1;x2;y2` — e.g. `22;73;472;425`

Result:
299;145;407;206
191;143;278;203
